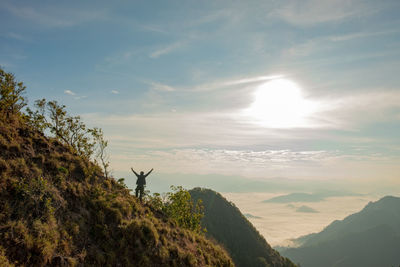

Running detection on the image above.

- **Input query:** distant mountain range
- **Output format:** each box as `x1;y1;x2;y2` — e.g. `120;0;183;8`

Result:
262;191;363;203
190;188;296;267
279;196;400;267
263;193;325;203
295;205;319;213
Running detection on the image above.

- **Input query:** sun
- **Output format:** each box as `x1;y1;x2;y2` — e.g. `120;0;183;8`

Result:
243;79;317;128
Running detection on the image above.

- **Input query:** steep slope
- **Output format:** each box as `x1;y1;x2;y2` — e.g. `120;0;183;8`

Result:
0;109;233;265
190;188;296;267
282;196;400;267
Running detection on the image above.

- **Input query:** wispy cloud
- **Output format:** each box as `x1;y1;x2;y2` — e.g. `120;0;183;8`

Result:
145;74;283;94
149;41;185;59
1;32;31;42
317;90;400;128
289;29;400;56
83;85;400;149
223;75;284;86
64;89;87;100
83;111;262;149
148;148;335;165
270;0;375;26
3;2;106;28
83;89;400;153
107;145;400;180
110;90;120;94
64;90;76;96
81;86;400;179
328;29;400;42
147;81;176;92
0;61;13;68
139;24;170;34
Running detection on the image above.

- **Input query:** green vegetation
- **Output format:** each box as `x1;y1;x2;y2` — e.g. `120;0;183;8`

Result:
26;98;103;161
190;188;296;267
0;67;234;266
147;186;204;234
0;68;27;118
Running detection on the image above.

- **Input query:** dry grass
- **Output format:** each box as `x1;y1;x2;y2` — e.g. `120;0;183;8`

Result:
0;114;234;266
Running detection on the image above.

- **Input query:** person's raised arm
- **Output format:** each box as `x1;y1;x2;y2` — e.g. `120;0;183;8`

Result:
144;168;154;178
131;167;139;177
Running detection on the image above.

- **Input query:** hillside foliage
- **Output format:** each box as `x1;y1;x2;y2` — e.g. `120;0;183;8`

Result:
0;67;234;266
147;186;205;234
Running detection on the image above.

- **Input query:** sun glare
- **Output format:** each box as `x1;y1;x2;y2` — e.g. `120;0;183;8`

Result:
244;79;317;128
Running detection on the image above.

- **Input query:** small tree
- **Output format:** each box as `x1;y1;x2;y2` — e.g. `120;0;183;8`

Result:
27;99;95;158
26;98;112;178
90;127;110;178
0;67;27;118
26;99;50;132
1;67;112;178
149;186;204;233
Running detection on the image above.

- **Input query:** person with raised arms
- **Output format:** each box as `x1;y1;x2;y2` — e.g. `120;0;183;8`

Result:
131;167;153;201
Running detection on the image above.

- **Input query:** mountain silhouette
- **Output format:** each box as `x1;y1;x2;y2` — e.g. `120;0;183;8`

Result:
263;193;325;203
190;188;296;267
281;196;400;267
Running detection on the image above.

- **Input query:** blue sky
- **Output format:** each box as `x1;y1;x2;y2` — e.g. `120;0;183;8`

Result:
1;0;400;193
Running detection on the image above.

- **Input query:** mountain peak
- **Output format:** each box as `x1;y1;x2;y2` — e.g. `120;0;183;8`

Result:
190;187;296;267
281;195;400;267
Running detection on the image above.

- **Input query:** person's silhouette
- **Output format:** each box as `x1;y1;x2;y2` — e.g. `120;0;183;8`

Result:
131;167;153;201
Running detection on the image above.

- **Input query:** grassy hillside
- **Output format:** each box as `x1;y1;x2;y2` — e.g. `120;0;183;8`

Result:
190;188;296;267
282;196;400;267
0;68;234;266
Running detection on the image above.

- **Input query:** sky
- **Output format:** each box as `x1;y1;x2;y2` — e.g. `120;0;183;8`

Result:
1;0;400;243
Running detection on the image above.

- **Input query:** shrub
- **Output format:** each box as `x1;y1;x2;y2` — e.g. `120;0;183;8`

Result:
0;245;13;267
162;186;204;233
0;68;27;119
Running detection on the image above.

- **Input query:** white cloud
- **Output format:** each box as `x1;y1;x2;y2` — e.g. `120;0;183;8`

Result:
270;0;374;26
145;74;284;94
82;88;400;151
223;75;284;86
3;2;106;28
81;86;400;180
110;90;120;94
64;90;88;100
83;111;264;149
149;41;185;59
328;29;400;42
282;29;400;58
147;82;175;92
316;90;400;129
64;90;76;96
3;32;30;42
107;144;400;181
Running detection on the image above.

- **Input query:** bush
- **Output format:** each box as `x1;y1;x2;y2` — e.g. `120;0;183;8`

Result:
147;186;204;234
0;68;26;119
